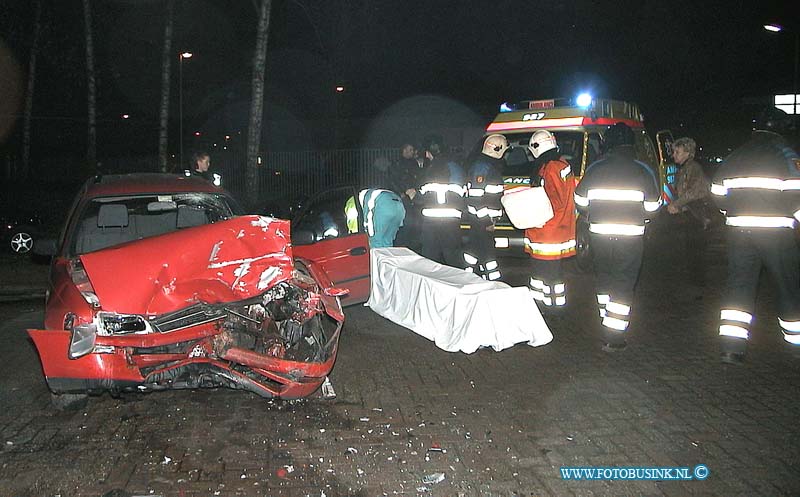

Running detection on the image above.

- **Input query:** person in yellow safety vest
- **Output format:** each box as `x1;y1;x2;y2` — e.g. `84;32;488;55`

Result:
463;134;507;281
345;189;406;248
524;130;577;313
345;196;359;234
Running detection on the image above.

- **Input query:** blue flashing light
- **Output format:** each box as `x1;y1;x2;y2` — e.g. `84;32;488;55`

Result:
576;93;592;108
499;102;515;113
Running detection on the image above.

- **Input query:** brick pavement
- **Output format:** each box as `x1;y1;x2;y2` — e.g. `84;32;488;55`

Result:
0;222;799;496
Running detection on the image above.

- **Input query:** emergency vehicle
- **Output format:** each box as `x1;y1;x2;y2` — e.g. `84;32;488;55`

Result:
465;95;676;269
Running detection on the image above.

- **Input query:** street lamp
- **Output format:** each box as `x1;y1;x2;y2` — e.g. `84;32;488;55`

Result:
334;85;345;147
764;24;799;118
179;51;193;169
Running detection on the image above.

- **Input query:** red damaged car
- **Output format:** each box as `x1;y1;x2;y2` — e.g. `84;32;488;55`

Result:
29;174;347;406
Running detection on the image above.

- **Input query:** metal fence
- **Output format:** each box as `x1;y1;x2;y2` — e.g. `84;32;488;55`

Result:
212;147;403;206
2;146;423;209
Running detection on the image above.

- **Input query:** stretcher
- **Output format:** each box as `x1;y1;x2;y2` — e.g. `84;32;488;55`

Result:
367;247;553;353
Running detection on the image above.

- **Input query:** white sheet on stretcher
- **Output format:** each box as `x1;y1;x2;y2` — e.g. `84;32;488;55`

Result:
366;247;553;353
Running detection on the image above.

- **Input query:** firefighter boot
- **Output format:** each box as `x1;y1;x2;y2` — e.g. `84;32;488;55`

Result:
720;352;745;365
601;327;627;353
720;336;746;366
602;340;628;353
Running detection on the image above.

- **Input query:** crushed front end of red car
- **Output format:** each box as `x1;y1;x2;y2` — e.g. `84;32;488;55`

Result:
28;215;346;399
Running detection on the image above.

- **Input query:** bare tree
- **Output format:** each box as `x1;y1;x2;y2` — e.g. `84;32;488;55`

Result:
82;0;97;173
21;0;43;179
157;0;174;172
245;0;272;209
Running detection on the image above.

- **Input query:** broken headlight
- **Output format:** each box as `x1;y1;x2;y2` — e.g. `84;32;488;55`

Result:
96;312;152;335
68;323;97;359
262;282;309;322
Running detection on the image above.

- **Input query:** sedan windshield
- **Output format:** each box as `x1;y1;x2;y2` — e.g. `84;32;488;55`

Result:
69;193;238;255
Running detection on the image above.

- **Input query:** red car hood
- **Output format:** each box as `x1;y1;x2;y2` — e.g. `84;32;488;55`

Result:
80;215;294;315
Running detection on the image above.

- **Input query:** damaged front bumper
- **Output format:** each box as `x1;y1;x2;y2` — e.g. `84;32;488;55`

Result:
29;272;345;399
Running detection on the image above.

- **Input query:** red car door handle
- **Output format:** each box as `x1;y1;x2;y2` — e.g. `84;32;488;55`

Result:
349;246;367;256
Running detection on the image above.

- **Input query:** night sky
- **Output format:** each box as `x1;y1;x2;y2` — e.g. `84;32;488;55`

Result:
0;0;797;165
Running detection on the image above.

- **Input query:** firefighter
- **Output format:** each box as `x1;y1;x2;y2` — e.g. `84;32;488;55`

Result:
418;136;467;267
524;130;577;312
711;112;800;365
574;122;661;351
463;134;508;280
345;189;406;248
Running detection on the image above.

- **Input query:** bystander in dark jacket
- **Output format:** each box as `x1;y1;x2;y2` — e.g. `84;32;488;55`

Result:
391;143;426;252
185;150;222;186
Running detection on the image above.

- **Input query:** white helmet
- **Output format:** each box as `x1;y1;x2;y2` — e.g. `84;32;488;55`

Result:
528;130;558;159
482;134;509;159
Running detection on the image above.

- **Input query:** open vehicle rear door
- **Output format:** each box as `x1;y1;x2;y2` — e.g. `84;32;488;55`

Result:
656;130;677;205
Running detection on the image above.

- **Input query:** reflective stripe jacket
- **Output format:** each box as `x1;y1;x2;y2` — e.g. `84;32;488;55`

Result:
711;131;800;229
525;158;577;259
345;189;398;235
358;188;394;236
465;154;504;226
419;155;466;220
574;147;661;236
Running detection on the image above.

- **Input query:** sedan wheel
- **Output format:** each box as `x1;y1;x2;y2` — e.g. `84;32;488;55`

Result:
10;232;33;254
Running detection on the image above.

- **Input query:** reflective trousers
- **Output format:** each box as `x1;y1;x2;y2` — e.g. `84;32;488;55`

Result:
529;258;567;309
591;234;644;344
463;217;500;280
719;228;800;353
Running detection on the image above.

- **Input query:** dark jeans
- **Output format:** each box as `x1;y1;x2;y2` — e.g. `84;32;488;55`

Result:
685;198;715;228
681;213;706;286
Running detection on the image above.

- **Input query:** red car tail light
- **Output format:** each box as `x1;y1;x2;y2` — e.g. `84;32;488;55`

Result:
68;258;101;308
